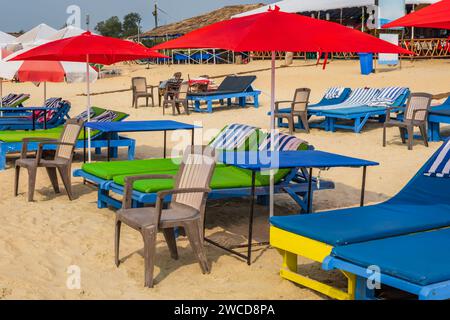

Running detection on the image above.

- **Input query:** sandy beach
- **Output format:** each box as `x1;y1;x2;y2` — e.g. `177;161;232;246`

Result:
0;59;448;299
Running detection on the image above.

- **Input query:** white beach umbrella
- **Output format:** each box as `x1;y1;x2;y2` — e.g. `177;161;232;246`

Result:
8;23;58;52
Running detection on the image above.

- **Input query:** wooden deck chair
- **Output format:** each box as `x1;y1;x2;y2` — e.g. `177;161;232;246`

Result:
131;77;156;108
115;146;216;287
274;88;311;134
14;119;84;202
383;93;433;150
159;72;182;106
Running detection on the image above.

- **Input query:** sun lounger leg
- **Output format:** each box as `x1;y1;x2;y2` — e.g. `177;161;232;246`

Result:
95;147;102;155
194;100;201;112
207;100;213;113
253;94;259;107
0;144;7;171
227;98;232;106
128;140;136;160
355;276;376;300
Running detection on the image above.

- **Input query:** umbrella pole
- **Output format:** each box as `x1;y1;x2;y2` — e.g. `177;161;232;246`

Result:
43;82;47;104
269;50;276;217
86;54;92;162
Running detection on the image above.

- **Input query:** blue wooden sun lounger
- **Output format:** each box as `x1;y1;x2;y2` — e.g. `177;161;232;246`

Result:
0;100;71;131
269;139;450;300
428;97;450;142
188;75;261;113
0;107;136;171
275;87;352;131
323;228;450;300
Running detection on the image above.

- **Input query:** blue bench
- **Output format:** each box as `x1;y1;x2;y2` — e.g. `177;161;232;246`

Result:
324;228;450;300
188;75;261;113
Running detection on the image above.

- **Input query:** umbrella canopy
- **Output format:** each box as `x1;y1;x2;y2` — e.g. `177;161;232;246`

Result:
153;7;411;54
45;26;87;41
0;31;16;47
383;0;450;29
15;23;58;45
10;31;168;65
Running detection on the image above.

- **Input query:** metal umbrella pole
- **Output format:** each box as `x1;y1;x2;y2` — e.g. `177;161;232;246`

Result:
269;50;276;218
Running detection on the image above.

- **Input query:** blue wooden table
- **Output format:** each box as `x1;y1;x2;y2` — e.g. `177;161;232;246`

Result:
213;150;379;265
0;106;54;130
84;120;201;161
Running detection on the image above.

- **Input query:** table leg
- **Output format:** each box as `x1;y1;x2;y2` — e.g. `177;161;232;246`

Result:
32;112;36;131
191;128;195;146
247;171;256;265
360;166;367;207
107;132;111;162
307;168;313;213
163;130;167;158
83;126;86;163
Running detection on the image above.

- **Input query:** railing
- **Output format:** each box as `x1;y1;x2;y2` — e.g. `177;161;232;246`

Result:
250;38;450;61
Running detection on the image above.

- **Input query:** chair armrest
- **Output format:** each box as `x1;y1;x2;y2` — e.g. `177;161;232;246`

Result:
35;141;74;163
385;106;398;121
122;174;176;209
412;108;429;121
21;138;58;159
155;188;211;216
275;100;293;105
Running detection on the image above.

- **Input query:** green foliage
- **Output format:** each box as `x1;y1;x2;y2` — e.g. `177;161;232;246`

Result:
123;13;142;38
95;16;123;38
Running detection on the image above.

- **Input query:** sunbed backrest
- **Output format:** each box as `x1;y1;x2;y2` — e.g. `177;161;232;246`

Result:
56;119;84;160
405;93;432;121
259;132;308;151
345;88;380;105
217;76;256;92
293;88;311;112
209;123;257;151
173;146;216;211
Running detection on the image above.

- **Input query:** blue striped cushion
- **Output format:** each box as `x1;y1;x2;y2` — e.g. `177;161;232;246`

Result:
345;88;380;105
425;139;450;178
76;108;96;121
259;132;307;151
368;87;408;107
209;123;257;150
92;110;118;123
324;87;344;100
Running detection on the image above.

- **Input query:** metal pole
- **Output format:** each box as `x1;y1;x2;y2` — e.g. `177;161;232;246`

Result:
269;51;276;217
86;54;92;162
43;82;47;104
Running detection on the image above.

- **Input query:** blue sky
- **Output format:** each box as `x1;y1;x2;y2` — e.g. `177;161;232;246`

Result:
1;0;271;33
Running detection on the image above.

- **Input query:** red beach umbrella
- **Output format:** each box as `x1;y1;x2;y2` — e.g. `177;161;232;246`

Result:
383;0;450;30
10;31;168;161
153;6;412;216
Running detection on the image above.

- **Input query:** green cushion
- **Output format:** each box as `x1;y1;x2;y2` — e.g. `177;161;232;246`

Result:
112;166;291;193
81;157;228;180
0;107;128;143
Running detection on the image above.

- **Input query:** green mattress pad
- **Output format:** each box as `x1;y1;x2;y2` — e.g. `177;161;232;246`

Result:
112;166;291;193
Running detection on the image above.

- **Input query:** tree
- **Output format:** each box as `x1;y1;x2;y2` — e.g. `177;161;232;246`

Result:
122;13;142;38
95;16;122;38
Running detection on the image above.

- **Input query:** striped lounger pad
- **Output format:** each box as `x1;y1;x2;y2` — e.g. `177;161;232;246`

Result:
309;88;380;111
425;138;450;178
259;132;307;151
209;123;257;150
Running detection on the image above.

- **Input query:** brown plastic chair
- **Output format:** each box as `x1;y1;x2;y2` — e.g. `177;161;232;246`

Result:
115;146;216;287
14;119;84;202
163;82;190;116
383;93;433;150
132;77;156;108
159;72;182;106
274;88;311;134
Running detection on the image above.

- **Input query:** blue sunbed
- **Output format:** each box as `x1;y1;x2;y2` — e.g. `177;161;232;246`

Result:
429;97;450;142
275;87;352;131
188;76;261;113
0;100;71;131
269;139;450;300
318;88;410;133
323;228;450;300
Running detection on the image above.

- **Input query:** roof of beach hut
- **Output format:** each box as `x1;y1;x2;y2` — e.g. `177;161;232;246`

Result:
233;0;440;18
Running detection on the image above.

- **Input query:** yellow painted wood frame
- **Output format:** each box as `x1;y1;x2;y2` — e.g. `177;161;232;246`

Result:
270;226;356;300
